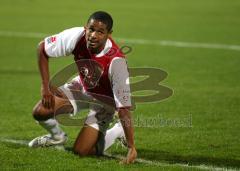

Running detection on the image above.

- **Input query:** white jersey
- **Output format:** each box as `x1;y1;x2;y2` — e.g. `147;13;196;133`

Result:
44;27;131;108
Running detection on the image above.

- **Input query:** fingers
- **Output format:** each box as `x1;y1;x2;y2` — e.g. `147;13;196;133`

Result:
42;96;49;109
42;94;55;109
51;94;55;108
120;148;137;164
120;158;135;164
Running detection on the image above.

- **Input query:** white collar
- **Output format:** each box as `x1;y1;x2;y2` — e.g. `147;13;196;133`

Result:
95;39;112;58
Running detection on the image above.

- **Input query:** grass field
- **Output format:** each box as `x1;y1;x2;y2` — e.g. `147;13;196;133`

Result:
0;0;240;170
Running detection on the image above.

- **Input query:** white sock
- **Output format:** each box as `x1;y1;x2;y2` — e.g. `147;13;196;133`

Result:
38;118;64;139
104;122;125;151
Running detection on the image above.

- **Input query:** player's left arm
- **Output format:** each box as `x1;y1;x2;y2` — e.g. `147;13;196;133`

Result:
109;57;137;164
118;107;137;164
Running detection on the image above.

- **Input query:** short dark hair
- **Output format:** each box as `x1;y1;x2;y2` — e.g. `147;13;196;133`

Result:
87;11;113;32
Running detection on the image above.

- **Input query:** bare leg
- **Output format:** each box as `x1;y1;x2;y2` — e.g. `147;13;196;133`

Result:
73;125;99;156
31;90;73;138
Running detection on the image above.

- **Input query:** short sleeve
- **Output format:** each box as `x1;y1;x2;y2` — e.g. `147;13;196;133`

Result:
44;27;84;57
109;57;131;108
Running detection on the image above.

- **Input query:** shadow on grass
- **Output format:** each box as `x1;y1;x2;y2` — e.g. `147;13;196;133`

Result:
65;146;240;169
134;148;240;168
2;141;239;168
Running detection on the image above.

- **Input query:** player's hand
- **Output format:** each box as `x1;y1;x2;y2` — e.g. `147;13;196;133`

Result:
121;147;137;164
41;87;55;109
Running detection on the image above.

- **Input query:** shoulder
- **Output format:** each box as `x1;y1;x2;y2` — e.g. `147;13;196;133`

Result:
45;27;85;45
44;27;85;57
111;57;127;65
63;27;84;34
58;27;85;39
108;57;128;76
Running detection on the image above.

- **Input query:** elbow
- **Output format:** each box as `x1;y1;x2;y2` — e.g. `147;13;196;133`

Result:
118;107;131;118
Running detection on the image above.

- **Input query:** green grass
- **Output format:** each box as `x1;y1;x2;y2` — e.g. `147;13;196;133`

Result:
0;0;240;170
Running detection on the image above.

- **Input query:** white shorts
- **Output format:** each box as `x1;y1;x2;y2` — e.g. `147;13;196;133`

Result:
59;76;115;132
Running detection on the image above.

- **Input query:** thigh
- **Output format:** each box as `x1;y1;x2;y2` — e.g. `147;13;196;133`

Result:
59;76;92;115
73;125;99;156
78;104;114;156
54;95;73;115
85;104;115;133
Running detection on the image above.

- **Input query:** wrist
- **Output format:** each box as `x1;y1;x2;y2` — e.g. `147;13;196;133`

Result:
41;82;49;88
128;145;135;149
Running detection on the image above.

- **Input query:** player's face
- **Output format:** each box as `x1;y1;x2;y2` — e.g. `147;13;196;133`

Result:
85;19;111;54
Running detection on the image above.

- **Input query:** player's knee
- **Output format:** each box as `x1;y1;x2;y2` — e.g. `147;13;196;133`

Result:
32;103;53;121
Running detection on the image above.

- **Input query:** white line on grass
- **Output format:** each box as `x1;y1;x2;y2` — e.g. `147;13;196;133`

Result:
0;31;47;39
0;30;240;51
0;138;238;171
105;153;238;171
0;138;29;145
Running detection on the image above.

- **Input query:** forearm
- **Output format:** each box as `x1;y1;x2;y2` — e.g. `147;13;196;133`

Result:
118;108;135;148
37;41;50;90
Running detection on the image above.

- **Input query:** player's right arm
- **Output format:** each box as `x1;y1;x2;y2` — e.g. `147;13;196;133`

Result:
37;27;85;109
37;41;54;109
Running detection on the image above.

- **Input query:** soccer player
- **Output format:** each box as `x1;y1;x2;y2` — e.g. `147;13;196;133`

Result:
29;11;137;164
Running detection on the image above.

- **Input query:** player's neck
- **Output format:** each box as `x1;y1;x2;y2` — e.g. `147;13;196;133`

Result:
89;45;105;54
